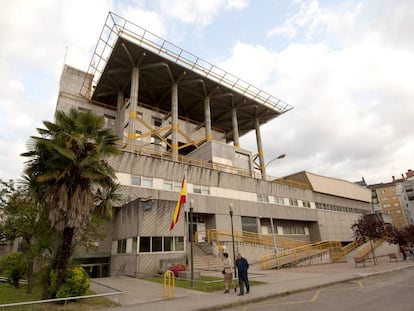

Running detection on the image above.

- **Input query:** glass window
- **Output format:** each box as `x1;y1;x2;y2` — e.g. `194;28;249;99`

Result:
164;237;173;251
289;198;298;206
152;237;162;252
152;117;162;127
201;186;210;195
135;130;142;141
241;216;257;233
163;181;173;190
257;194;269;202
303;201;311;208
117;239;126;254
139;237;150;252
132;237;137;253
274;197;284;205
131;175;141;186
151;135;162;146
193;185;201;194
142;177;153;188
175;237;184;251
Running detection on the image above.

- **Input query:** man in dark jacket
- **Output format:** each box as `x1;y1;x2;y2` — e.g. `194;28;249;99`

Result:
235;253;250;296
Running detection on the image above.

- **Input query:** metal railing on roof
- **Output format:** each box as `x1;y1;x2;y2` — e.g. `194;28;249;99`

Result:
81;12;293;115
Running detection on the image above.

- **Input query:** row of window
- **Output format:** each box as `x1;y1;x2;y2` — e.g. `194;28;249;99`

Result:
257;194;311;209
315;203;367;214
117;236;185;254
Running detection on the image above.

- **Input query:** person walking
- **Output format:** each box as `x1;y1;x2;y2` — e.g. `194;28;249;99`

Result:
222;252;236;294
235;253;250;296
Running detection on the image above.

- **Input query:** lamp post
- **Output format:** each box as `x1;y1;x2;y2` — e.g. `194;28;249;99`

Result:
189;198;194;288
264;153;286;170
229;203;237;279
269;218;279;269
264;154;285;268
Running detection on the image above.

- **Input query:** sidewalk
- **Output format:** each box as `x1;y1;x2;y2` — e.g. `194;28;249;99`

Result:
92;256;414;311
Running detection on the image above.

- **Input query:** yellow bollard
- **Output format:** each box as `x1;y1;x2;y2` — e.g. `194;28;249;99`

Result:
163;270;175;298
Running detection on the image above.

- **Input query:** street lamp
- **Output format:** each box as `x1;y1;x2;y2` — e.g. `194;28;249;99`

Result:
189;198;194;287
264;153;285;268
229;203;237;279
264;153;286;170
269;218;279;269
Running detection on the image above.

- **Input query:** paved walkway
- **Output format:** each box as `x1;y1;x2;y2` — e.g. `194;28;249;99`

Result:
91;255;414;311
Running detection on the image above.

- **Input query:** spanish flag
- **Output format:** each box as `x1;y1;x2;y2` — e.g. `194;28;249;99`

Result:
170;175;186;230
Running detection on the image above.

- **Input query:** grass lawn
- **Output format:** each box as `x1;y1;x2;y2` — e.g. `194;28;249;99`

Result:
143;275;264;292
0;283;119;310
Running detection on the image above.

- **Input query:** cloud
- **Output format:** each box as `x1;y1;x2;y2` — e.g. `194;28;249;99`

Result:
156;0;248;25
235;1;414;183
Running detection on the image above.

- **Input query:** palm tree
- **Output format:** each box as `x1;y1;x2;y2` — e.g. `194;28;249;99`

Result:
21;108;120;295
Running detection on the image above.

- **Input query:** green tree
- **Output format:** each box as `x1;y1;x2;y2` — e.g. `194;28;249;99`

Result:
0;252;27;288
351;213;386;265
21;108;120;296
0;178;54;293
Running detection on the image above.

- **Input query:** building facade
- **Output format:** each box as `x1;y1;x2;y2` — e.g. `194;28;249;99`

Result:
56;13;371;276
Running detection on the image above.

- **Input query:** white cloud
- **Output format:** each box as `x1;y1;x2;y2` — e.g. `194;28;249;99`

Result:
236;1;414;183
156;0;248;25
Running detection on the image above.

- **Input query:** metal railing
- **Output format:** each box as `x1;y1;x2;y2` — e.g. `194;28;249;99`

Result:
81;12;292;115
0;291;123;310
260;240;345;269
201;229;307;250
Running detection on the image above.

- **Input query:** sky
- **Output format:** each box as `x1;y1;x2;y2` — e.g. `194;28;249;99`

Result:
1;0;413;185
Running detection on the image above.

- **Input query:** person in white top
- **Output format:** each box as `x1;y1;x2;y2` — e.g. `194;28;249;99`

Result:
222;252;236;294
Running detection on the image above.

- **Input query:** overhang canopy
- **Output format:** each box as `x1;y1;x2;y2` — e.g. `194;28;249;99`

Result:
83;12;293;143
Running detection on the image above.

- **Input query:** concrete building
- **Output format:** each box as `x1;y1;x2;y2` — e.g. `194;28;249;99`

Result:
56;13;371;277
368;182;408;230
397;170;414;225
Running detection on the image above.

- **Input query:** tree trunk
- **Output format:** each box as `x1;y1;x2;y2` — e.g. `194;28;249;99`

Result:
56;227;75;293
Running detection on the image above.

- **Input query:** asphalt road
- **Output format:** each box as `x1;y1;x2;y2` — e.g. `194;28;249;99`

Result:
222;266;414;311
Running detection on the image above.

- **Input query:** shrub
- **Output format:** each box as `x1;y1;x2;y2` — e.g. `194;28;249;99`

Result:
0;252;27;288
170;264;186;277
54;267;90;298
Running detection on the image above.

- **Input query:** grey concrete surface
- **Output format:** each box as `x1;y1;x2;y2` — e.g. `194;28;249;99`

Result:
91;255;414;311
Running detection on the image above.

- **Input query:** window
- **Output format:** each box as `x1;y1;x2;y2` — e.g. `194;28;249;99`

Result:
104;114;116;128
139;237;150;252
164;237;173;251
257;194;269;202
241;216;257;233
152;237;162;252
131;175;141;186
152;117;162;127
132;237;137;253
142;177;153;188
151;135;162;146
135;130;142;141
289;198;298;206
175;236;184;251
117;239;127;254
163;181;173;190
193;185;210;195
274;197;284;205
303;201;311;208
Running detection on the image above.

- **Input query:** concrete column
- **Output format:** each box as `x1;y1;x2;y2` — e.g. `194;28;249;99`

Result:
116;91;125;140
127;67;139;144
171;82;178;157
231;104;240;147
204;96;212;141
255;116;266;180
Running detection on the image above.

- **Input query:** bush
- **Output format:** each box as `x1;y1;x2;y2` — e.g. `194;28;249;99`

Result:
0;252;27;288
52;267;90;298
170;264;186;277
